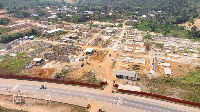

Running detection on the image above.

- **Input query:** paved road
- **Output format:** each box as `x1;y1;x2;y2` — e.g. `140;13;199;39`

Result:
0;82;186;112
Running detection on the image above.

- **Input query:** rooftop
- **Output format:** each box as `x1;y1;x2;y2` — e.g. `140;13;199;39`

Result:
116;70;136;77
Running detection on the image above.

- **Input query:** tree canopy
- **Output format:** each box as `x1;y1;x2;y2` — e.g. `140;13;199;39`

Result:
0;18;10;25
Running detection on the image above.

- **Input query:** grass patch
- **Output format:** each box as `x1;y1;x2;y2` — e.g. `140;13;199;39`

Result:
78;71;102;84
132;21;152;32
154;42;164;48
0;106;27;112
144;34;152;40
166;30;188;38
42;31;67;39
0;53;32;75
0;27;12;35
139;67;200;103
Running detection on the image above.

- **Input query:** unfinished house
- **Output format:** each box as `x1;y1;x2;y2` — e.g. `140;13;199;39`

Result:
132;65;141;70
64;25;74;30
44;44;82;62
123;46;133;52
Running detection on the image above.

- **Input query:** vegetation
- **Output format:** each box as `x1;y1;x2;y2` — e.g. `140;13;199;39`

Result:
76;0;200;39
79;71;102;84
0;53;32;75
42;31;67;39
154;42;164;48
0;106;27;112
76;0;199;22
144;34;152;40
0;0;66;19
0;27;12;35
0;18;10;25
140;67;200;103
188;26;200;38
0;29;40;43
54;69;69;80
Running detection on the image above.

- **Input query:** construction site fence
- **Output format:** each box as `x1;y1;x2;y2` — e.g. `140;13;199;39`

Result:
0;74;107;88
118;89;200;107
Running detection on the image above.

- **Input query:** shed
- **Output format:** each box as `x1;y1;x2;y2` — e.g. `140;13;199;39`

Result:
183;53;188;56
115;70;138;80
118;84;141;92
164;68;172;76
161;63;171;67
103;36;111;40
33;58;44;66
84;48;93;55
106;29;113;33
28;36;34;40
33;58;43;62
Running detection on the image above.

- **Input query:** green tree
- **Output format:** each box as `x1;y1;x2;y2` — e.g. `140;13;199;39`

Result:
0;18;10;25
71;13;79;23
0;3;3;9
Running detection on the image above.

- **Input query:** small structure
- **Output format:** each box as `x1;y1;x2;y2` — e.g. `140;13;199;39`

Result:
164;68;172;76
183;53;188;56
118;84;141;92
115;70;138;80
103;36;111;40
28;36;34;40
9;53;17;57
135;47;145;53
133;65;140;70
106;29;114;35
33;58;44;66
161;63;171;67
84;48;93;55
123;46;133;52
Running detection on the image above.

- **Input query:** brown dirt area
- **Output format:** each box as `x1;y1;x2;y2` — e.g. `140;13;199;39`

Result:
0;94;87;112
180;18;200;30
158;61;193;77
90;50;107;62
26;67;54;78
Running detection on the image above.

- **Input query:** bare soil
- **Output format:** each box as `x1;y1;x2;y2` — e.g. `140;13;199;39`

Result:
180;18;200;30
0;94;88;112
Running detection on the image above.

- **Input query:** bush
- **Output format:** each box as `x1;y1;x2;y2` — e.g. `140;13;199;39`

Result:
0;18;10;25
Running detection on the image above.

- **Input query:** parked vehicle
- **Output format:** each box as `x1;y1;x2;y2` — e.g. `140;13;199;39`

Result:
40;85;47;89
81;63;84;67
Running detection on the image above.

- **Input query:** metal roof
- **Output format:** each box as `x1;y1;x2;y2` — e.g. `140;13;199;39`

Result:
84;48;93;52
115;70;136;77
164;68;172;75
33;58;43;62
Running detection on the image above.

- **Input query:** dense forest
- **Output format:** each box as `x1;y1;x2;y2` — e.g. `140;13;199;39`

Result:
0;0;66;18
76;0;199;23
0;0;200;38
76;0;200;38
0;29;40;43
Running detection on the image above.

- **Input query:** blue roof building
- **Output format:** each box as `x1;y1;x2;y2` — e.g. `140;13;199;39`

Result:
28;36;35;40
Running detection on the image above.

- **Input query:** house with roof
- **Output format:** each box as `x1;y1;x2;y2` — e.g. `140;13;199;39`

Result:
33;58;44;66
115;70;138;80
84;48;93;55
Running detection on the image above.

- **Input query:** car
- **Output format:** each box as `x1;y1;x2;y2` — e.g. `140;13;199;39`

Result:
40;85;47;89
81;63;84;67
79;58;84;61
